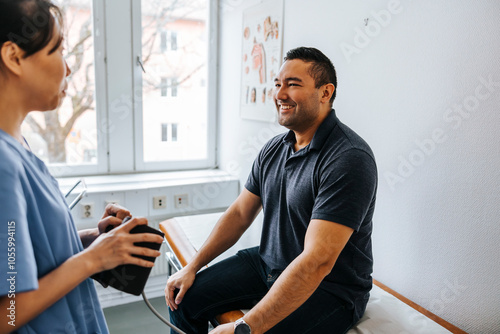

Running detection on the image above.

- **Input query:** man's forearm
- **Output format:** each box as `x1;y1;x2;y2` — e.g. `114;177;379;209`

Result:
165;189;261;311
242;252;330;334
187;208;251;272
242;219;353;334
185;188;262;272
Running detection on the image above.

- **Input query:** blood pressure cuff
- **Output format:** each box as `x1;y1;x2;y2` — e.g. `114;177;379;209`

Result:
91;224;164;296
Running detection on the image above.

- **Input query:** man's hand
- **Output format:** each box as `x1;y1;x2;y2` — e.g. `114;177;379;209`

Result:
208;323;234;334
240;220;354;333
165;266;197;311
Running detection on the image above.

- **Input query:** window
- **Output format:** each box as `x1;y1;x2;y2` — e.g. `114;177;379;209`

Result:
161;77;168;97
171;78;178;97
160;30;178;52
160;77;178;97
160;123;178;142
18;0;217;177
171;123;178;142
160;30;167;52
161;123;168;142
20;0;107;176
171;31;178;51
135;0;216;168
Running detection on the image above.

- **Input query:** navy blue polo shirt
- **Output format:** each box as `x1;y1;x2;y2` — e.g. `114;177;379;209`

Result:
245;109;377;319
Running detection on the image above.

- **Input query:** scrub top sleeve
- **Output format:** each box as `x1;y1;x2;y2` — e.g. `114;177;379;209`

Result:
0;163;38;295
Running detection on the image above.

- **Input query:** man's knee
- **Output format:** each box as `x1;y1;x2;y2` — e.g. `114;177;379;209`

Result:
172;287;204;320
169;303;208;334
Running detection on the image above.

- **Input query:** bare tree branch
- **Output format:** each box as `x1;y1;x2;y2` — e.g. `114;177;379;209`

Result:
63;62;94;135
24;115;44;134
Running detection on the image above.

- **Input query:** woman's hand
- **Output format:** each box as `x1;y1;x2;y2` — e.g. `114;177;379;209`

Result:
79;204;132;248
97;203;131;234
165;265;197;311
84;217;164;273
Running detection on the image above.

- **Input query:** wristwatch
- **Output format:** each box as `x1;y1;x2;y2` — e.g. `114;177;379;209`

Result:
234;318;251;334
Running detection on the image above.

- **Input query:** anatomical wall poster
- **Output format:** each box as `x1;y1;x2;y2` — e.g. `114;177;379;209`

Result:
240;0;284;122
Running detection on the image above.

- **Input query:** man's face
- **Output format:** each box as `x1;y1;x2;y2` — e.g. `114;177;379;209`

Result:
273;59;322;131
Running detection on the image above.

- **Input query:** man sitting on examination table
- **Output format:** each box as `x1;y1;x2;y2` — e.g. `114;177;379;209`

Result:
165;47;378;334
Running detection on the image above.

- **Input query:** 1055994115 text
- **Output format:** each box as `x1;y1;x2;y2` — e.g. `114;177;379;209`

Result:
6;221;16;328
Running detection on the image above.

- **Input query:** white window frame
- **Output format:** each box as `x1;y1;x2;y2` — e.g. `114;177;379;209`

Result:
47;0;108;177
131;0;217;172
50;0;218;177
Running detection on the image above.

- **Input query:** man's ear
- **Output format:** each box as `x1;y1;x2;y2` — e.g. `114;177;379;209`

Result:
0;42;24;76
320;83;335;104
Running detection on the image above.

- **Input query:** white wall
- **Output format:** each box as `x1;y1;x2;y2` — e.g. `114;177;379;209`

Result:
217;1;500;333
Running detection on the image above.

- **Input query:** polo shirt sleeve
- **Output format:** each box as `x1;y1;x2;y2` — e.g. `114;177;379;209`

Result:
245;154;262;197
311;149;377;231
0;151;38;296
245;135;285;197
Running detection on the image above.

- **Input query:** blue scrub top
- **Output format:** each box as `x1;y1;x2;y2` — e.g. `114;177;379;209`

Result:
0;130;108;333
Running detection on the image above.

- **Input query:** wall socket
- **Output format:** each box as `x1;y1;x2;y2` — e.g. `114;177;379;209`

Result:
174;194;189;208
81;203;94;218
153;196;167;209
105;200;119;206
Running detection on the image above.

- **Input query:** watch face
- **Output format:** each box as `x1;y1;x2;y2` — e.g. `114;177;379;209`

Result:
235;322;251;334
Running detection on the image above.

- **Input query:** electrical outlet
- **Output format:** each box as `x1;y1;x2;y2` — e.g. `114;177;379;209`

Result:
153;196;167;209
81;203;94;218
105;200;119;206
174;194;189;208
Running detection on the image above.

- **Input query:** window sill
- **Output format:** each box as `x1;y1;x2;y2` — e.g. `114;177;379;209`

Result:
59;169;240;230
57;169;235;194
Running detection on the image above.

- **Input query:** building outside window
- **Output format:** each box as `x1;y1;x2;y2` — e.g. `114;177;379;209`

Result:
139;0;213;165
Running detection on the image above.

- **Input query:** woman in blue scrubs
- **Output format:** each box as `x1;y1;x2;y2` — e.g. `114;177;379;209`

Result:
0;1;164;333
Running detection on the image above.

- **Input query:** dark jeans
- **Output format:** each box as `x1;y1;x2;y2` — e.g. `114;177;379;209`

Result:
169;247;355;334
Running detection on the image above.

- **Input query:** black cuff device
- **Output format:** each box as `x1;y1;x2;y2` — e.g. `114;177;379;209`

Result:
91;217;164;296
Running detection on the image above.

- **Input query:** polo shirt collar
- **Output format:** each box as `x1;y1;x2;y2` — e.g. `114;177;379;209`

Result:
310;109;338;151
282;109;338;151
283;129;296;148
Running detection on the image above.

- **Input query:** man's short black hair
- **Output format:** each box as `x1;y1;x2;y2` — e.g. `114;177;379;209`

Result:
284;47;337;104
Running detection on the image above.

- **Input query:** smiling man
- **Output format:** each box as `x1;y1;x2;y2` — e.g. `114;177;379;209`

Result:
165;47;378;334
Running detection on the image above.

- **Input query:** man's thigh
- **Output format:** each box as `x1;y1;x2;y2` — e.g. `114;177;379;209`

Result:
267;288;354;334
178;247;269;320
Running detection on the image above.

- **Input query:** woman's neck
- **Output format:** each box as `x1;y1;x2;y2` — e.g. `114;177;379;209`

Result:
0;86;30;144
